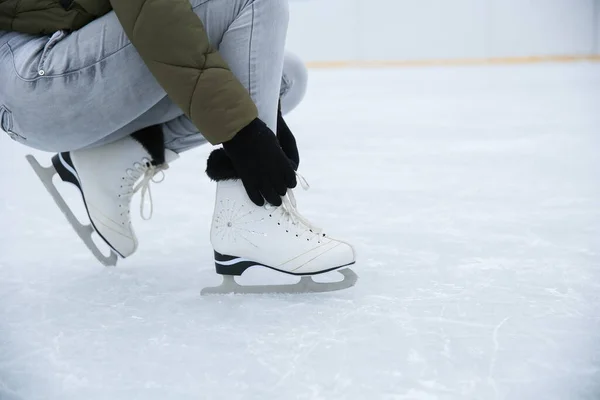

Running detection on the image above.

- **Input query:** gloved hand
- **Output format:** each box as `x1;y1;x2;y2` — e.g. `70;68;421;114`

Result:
276;105;300;171
223;118;297;207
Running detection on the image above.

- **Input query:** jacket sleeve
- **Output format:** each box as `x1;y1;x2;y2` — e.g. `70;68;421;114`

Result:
109;0;258;145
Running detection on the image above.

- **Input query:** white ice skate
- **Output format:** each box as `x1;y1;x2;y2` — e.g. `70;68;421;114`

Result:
202;151;357;294
26;130;178;266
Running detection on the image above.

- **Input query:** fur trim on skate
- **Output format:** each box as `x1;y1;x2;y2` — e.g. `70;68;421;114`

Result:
132;125;166;166
206;148;239;181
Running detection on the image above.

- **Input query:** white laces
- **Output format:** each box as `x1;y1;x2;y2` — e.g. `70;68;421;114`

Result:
121;159;169;221
266;173;324;240
288;173;309;209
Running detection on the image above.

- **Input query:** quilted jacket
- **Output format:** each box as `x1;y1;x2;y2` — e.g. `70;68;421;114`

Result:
0;0;258;144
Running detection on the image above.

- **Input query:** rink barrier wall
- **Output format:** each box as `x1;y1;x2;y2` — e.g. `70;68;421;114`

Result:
288;0;600;61
305;55;600;69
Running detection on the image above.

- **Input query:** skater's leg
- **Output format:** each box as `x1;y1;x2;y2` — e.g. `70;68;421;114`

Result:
1;18;167;152
80;96;208;151
98;49;305;154
103;0;291;154
0;0;288;153
157;52;304;154
216;0;289;132
155;0;291;153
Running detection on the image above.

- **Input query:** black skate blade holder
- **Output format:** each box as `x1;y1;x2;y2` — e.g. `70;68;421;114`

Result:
26;155;118;267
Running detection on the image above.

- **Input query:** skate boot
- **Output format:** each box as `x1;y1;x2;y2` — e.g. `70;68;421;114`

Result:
26;126;178;266
202;149;358;295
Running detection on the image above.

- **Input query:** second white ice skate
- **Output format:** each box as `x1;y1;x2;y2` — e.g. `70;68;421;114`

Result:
27;132;178;266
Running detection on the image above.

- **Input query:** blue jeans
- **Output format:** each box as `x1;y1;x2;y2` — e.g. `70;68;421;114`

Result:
0;0;307;153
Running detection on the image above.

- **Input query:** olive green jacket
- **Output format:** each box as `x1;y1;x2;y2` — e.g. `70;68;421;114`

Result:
0;0;259;144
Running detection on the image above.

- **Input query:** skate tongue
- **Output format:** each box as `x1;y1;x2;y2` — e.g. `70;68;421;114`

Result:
133;164;169;220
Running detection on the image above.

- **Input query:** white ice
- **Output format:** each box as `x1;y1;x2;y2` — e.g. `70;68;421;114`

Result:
1;63;599;400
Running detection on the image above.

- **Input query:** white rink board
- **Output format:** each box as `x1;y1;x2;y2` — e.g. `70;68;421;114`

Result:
286;0;598;62
1;63;600;400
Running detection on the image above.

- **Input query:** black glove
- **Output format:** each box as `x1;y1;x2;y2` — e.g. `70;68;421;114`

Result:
276;105;300;171
223;118;297;207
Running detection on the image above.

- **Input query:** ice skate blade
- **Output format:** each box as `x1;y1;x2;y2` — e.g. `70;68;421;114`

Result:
201;268;358;295
26;155;118;267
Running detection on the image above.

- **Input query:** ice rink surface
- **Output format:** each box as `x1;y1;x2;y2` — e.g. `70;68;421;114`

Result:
1;63;599;400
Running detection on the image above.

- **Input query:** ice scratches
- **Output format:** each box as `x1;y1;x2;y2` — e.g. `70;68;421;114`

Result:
251;303;360;393
0;347;47;368
396;389;439;400
488;316;511;399
272;338;322;389
2;65;600;400
0;379;23;400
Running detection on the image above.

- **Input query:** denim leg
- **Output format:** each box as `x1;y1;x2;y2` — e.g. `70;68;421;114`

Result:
0;0;291;154
160;0;291;153
160;51;305;153
1;11;164;152
94;51;306;154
